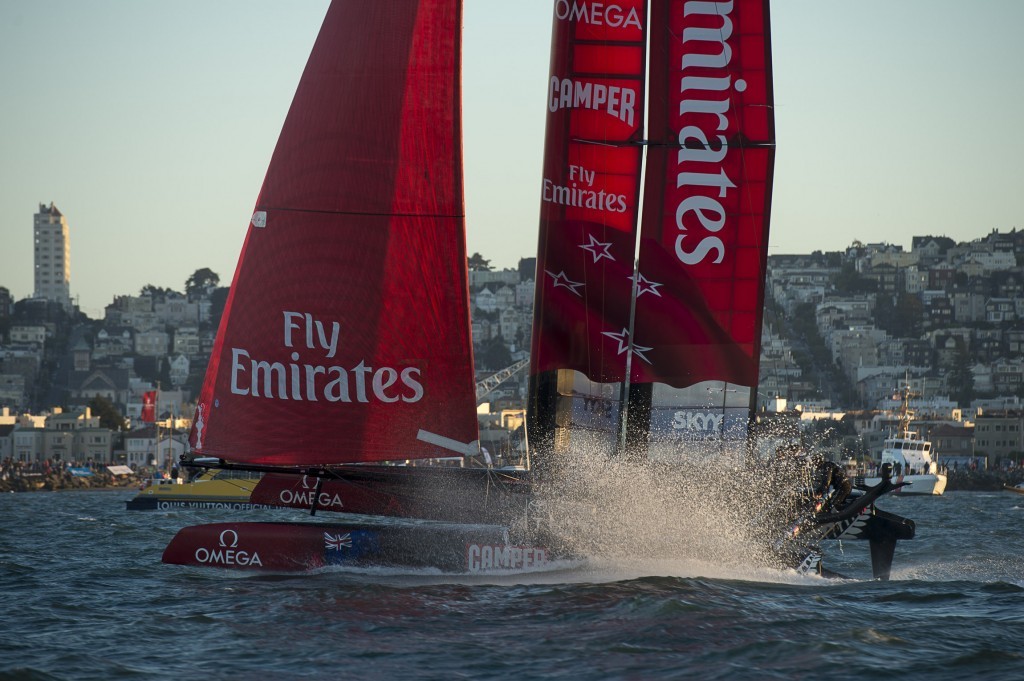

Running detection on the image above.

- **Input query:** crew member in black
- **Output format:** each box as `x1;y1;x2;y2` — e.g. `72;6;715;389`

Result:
812;457;852;510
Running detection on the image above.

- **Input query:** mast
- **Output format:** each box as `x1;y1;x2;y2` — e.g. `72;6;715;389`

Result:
156;386;160;471
527;0;649;471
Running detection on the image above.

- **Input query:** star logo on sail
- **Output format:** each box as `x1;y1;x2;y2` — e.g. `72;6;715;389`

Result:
601;328;652;364
546;270;584;296
579;234;615;263
324;532;353;551
629;272;662;297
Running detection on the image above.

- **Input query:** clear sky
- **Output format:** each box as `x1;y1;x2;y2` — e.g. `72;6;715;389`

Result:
3;1;1024;318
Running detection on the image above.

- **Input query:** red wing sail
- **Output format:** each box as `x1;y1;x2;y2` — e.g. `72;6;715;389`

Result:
636;0;775;389
190;0;478;465
530;1;649;383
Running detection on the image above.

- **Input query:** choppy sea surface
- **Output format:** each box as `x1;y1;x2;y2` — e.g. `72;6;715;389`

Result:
2;489;1023;680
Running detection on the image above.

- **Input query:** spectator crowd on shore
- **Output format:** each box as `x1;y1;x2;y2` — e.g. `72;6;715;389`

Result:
0;457;144;493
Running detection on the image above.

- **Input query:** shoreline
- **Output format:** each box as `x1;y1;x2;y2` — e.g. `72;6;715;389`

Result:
4;469;1023;494
945;469;1024;492
0;472;142;494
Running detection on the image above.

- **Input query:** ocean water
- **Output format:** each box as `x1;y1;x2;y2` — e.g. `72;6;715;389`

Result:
1;490;1023;680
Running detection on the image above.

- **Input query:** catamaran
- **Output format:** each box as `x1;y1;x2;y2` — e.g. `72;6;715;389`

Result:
163;0;915;579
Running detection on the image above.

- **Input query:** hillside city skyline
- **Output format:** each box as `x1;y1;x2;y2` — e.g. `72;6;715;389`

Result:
4;201;1014;321
5;3;1024;325
8;222;1024;469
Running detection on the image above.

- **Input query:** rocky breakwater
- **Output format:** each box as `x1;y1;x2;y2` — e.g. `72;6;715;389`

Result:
946;469;1024;492
0;465;141;493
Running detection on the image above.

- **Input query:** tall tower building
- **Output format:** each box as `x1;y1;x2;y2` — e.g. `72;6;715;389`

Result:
33;202;71;309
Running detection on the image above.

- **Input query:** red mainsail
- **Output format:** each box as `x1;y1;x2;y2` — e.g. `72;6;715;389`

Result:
636;0;775;389
530;0;649;383
190;0;478;465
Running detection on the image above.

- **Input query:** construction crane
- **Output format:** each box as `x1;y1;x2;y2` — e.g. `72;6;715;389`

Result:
475;359;529;403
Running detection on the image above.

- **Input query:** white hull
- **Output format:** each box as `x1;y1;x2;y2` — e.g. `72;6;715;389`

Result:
863;473;946;496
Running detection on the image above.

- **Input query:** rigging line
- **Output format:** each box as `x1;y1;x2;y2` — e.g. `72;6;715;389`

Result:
256;206;465;220
221;478;259;492
615;0;654;455
620;139;775;148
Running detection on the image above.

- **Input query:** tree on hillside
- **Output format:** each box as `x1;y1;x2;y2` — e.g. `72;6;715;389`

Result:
468;252;492;271
804;417;857;447
875;293;924;338
208;287;230;330
833;262;877;295
89;395;127;431
185;268;220;298
140;284;174;300
476;335;512;371
949;341;975;406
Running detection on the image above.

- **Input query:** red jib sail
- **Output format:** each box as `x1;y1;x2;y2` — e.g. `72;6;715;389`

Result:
636;0;775;389
190;0;478;465
530;0;649;383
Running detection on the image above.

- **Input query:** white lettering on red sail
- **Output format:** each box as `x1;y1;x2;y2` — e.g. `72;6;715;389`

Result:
554;0;644;29
671;0;738;266
188;1;477;465
629;0;774;388
226;310;424;403
530;0;648;383
548;78;637;125
542;179;629;213
229;348;423;404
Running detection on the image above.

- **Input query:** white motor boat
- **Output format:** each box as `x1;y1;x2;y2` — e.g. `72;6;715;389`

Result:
862;387;946;496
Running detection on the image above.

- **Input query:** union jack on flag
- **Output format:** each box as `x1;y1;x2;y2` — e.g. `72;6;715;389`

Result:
324;532;353;551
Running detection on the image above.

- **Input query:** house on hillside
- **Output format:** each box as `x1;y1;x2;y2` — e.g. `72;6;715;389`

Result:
929;423;974;469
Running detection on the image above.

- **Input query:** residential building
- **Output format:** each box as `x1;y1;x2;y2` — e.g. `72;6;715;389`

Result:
0;374;26;408
0;424;12;459
468;269;519;288
9;325;46;346
514;279;535;307
2;407;115;462
929;423;974;468
135;329;170;357
0;287;12;323
169;355;190;387
154;293;199;326
123;426;187;469
93;328;134;360
70;367;132;409
172;326;200;357
33;202;72;309
973;411;1024;463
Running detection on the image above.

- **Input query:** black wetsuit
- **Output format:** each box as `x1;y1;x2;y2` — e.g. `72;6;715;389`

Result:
813;460;852;510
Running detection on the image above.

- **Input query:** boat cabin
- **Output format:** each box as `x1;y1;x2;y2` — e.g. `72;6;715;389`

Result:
881;432;938;476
